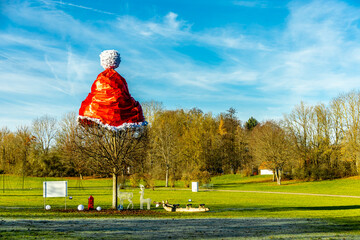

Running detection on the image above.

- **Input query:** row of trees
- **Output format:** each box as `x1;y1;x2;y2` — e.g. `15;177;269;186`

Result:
2;90;360;188
284;91;360;180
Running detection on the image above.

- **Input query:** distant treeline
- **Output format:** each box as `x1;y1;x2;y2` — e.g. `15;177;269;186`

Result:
1;90;360;185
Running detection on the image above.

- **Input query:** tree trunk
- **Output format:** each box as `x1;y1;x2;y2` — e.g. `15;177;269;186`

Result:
112;172;118;209
272;170;276;182
165;166;169;188
275;168;282;185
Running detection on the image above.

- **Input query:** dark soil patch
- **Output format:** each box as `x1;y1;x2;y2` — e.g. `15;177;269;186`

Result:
57;209;164;216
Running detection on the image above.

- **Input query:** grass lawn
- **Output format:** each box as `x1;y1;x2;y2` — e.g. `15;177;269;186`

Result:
1;174;360;219
2;174;360;238
211;174;360;196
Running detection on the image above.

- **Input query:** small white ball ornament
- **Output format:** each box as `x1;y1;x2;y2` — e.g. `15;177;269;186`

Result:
96;206;102;211
133;131;140;138
77;204;84;211
45;205;51;210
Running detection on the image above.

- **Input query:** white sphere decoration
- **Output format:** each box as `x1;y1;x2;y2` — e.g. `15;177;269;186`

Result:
155;203;160;208
45;205;51;210
133;131;140;138
96;206;102;211
77;204;84;211
100;50;121;69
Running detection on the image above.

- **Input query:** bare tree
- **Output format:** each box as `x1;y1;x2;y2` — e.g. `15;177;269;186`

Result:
57;112;91;181
142;101;164;125
75;124;147;209
338;91;360;173
251;121;293;185
284;102;313;171
32;115;57;155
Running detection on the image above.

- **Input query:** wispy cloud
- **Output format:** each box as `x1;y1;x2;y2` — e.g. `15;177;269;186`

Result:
2;0;360;130
259;0;360;100
115;12;192;40
50;0;116;15
233;1;268;8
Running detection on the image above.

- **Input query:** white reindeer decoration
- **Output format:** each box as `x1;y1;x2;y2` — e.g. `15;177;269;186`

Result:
139;184;151;210
117;185;133;209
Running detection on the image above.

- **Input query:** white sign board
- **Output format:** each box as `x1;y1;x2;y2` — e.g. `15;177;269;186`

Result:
43;181;68;198
260;169;273;175
192;182;199;192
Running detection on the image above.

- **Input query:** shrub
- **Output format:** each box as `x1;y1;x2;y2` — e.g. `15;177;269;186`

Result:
143;173;155;189
188;170;211;186
129;173;140;188
199;171;211;185
181;172;191;188
117;175;127;189
241;167;252;177
169;174;177;188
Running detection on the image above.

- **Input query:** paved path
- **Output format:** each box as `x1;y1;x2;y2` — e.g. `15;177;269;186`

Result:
204;189;360;198
0;218;357;239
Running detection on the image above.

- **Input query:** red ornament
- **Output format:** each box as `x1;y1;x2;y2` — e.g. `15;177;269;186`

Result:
88;195;94;210
78;68;145;130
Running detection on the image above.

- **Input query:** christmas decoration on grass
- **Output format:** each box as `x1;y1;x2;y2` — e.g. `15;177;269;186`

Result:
78;50;147;131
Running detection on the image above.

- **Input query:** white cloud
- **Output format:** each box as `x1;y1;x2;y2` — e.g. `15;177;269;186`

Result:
195;28;270;51
3;0;360;130
115;12;192;40
259;0;360;100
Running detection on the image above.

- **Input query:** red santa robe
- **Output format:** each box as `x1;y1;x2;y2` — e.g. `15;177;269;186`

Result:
78;68;146;130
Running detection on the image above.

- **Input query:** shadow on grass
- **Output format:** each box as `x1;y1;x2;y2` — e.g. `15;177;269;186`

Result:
212;180;274;189
212;204;360;215
326;216;360;229
212;179;309;189
290;205;360;211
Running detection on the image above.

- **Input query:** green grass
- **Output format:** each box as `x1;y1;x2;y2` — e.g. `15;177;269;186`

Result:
3;174;360;237
2;174;360;221
211;174;360;196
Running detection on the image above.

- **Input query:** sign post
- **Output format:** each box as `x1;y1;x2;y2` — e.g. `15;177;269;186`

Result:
43;181;68;209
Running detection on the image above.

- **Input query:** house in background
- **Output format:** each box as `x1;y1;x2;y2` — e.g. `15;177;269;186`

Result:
258;162;273;175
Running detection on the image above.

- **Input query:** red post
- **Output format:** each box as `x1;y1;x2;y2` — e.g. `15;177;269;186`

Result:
88;195;94;210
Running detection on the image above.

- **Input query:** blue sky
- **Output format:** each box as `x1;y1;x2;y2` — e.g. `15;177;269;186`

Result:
2;0;360;130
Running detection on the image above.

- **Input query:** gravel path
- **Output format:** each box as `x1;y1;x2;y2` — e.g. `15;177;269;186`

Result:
206;189;360;198
0;218;357;239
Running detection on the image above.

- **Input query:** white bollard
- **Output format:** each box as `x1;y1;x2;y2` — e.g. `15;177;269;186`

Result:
192;182;199;192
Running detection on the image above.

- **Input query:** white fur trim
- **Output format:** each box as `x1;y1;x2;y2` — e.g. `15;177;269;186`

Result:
77;115;147;131
100;50;121;69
